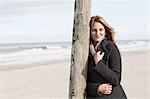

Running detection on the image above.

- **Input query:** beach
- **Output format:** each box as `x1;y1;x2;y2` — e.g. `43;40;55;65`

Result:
0;59;70;99
0;50;149;99
121;51;150;99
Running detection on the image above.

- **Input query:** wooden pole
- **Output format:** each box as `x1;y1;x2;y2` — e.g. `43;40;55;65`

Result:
69;0;91;99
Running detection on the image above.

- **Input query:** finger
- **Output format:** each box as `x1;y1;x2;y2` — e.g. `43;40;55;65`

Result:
104;91;111;94
105;90;112;94
101;52;105;56
108;88;112;92
107;91;111;94
106;87;112;91
90;44;96;55
104;84;110;86
97;51;101;54
109;88;112;90
107;85;112;89
108;87;112;90
90;45;95;51
106;85;112;88
105;87;112;92
90;44;94;49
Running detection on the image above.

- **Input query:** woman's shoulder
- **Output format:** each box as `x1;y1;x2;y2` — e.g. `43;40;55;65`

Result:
101;39;119;51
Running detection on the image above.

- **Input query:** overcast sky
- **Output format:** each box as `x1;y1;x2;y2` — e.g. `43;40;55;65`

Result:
0;0;149;43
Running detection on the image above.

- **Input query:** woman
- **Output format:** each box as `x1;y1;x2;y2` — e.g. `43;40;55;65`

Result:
86;16;127;99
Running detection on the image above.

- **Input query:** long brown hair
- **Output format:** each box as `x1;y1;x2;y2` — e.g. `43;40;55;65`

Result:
89;16;115;43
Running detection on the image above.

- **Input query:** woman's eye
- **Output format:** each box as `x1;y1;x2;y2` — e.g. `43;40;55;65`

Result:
91;29;96;32
99;28;103;31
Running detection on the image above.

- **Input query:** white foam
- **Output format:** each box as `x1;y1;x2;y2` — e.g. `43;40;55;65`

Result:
118;40;149;52
0;48;71;66
0;40;149;66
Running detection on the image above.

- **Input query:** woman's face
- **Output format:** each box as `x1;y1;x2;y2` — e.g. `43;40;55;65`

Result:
90;22;106;43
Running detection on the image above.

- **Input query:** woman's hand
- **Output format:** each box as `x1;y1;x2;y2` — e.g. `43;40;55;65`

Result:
97;84;112;95
90;44;104;64
94;51;104;65
90;44;96;56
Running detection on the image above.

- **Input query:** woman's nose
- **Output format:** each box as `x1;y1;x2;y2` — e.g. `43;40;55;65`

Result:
96;30;101;35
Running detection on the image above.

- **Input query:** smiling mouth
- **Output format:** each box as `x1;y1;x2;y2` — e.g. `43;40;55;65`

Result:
96;36;101;38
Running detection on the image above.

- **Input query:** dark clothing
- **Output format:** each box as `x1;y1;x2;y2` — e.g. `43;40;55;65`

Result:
86;39;127;99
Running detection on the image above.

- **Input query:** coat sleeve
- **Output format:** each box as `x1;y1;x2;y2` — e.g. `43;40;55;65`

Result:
86;82;101;96
94;43;122;86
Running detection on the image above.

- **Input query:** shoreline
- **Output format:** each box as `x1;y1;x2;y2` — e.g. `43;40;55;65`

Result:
0;59;70;71
0;50;149;71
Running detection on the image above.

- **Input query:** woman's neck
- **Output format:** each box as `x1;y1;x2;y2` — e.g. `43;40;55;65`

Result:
93;41;101;46
93;38;106;46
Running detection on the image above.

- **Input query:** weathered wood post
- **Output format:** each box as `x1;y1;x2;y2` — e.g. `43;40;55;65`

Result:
69;0;91;99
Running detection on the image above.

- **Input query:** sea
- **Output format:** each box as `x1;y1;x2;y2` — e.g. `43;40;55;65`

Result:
0;40;150;66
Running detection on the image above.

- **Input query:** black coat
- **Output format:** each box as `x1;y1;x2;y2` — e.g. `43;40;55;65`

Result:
86;39;127;99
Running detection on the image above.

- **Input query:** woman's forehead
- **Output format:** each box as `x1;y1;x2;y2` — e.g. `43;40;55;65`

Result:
92;22;104;28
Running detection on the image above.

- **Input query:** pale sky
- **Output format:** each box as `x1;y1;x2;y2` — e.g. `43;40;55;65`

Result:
0;0;149;43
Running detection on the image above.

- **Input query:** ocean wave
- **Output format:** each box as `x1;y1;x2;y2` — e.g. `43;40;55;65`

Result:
0;44;71;55
0;48;71;65
0;40;149;65
117;40;149;51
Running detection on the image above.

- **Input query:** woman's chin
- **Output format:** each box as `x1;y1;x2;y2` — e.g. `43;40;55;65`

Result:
94;39;102;42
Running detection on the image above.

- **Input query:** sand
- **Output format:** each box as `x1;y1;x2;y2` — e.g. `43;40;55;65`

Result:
121;51;150;99
0;60;70;99
0;51;150;99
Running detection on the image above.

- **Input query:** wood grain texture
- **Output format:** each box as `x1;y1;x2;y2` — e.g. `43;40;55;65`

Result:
69;0;91;99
